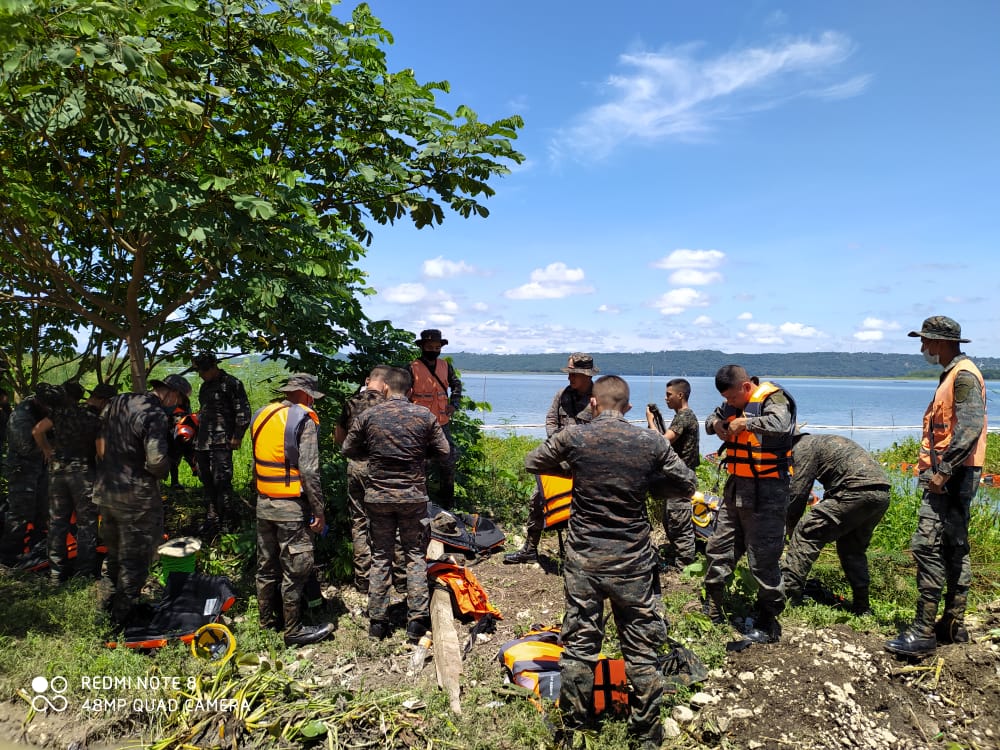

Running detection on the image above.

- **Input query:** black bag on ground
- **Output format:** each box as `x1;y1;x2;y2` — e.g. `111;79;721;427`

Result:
427;503;506;558
658;643;708;693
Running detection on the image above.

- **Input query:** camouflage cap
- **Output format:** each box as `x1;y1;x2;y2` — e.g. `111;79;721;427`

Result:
193;351;219;371
278;373;324;399
560;353;599;376
908;315;970;343
34;383;65;408
150;373;193;396
90;383;119;400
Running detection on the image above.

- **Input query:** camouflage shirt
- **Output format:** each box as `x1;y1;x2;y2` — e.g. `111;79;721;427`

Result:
342;395;450;504
337;388;386;466
667;406;701;470
788;434;889;525
96;392;171;501
194;369;251;450
4;399;45;465
525;411;696;574
47;403;101;463
545;385;594;437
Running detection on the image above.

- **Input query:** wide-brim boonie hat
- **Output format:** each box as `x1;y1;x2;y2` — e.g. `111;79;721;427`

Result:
561;353;599;376
907;315;970;343
150;373;192;396
90;383;119;400
416;329;448;346
278;373;324;399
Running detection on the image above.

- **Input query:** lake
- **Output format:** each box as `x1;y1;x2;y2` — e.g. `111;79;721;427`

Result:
461;373;998;453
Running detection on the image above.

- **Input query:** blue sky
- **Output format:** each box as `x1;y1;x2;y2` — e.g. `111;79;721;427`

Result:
351;1;999;357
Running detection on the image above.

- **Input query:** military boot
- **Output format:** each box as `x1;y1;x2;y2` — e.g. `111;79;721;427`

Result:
504;532;541;565
850;587;873;617
744;612;781;644
885;600;938;657
701;585;726;625
934;613;969;644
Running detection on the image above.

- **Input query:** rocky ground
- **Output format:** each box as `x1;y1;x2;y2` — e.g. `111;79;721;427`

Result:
3;529;1000;750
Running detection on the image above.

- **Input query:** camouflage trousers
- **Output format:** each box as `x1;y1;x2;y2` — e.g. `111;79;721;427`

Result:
659;495;696;566
0;460;48;563
256;517;315;633
366;501;429;628
704;477;788;617
560;562;667;748
48;463;99;580
347;460;373;590
195;448;237;525
911;466;980;618
100;491;163;604
426;423;457;509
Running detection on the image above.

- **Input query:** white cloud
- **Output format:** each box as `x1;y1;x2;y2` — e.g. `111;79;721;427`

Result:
779;321;821;338
422;256;477;278
472;302;489;312
651;287;709;315
693;315;714;327
552;32;865;159
854;330;884;342
669;269;723;286
382;283;427;304
505;262;595;300
653;248;725;270
860;317;900;331
428;313;454;325
597;304;621;314
737;312;753;320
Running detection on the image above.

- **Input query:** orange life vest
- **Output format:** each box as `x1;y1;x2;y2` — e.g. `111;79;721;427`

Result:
411;358;451;425
722;381;794;479
251;402;319;498
538;474;573;529
918;359;988;472
427;561;502;620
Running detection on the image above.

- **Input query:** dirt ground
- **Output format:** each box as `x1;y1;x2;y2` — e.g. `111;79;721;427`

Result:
3;529;1000;750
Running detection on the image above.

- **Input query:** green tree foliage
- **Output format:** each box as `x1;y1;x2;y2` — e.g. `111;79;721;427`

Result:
0;0;523;389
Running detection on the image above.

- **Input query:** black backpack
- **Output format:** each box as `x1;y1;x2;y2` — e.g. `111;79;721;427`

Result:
427;503;506;558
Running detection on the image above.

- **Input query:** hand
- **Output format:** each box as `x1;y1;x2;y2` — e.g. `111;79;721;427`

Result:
727;417;749;435
309;513;326;534
712;421;729;438
228;437;242;450
927;472;949;494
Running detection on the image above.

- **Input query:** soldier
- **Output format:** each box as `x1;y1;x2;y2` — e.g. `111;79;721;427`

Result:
96;374;190;625
192;352;251;534
504;352;597;565
32;382;117;581
647;378;701;571
0;385;55;566
334;366;389;593
343;366;450;642
252;373;333;646
408;330;462;509
524;375;695;750
782;433;890;616
886;316;988;657
703;365;796;644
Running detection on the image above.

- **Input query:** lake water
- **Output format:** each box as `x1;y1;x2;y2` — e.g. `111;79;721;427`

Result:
462;373;998;453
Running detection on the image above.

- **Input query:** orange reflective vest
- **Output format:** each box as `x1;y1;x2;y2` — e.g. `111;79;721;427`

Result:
538;474;573;529
918;359;987;473
722;382;794;479
251;402;319;498
427;561;502;620
411;358;451;425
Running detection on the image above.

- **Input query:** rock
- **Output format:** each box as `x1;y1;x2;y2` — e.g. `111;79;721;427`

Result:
662;717;682;739
737;671;755;682
671;705;695;723
690;691;718;708
730;707;754;720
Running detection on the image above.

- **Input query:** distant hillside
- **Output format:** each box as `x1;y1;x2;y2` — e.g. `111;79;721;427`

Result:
448;350;1000;379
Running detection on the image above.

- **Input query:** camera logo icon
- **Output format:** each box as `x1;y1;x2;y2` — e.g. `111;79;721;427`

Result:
30;676;68;713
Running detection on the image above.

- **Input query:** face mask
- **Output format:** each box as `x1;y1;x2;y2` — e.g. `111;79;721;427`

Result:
422;351;440;361
922;349;940;366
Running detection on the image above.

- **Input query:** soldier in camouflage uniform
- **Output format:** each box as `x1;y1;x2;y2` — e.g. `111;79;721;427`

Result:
886;316;987;657
504;353;597;565
703;365;796;644
0;386;55;566
253;373;333;646
647;378;701;570
32;383;117;580
781;433;890;615
343;366;450;642
96;375;189;624
192;352;252;533
524;375;695;750
334;366;389;592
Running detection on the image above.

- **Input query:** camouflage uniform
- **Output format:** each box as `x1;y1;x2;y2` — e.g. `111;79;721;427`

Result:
255;399;325;635
781;434;890;612
337;388;385;591
95;392;171;618
912;355;986;635
45;402;103;580
342;395;450;633
194;369;251;528
525;410;696;749
651;406;700;567
0;399;49;564
703;387;796;624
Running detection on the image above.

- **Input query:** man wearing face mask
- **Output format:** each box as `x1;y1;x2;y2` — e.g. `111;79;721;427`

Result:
886;316;987;658
408;330;462;509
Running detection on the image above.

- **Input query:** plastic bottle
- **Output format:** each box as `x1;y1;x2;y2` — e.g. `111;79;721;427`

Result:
410;634;432;673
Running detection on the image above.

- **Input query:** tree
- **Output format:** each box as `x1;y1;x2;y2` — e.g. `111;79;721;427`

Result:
0;0;523;390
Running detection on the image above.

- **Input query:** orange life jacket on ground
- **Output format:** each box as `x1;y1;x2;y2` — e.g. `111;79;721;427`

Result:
427;561;502;621
251;402;319;498
722;381;794;479
918;359;988;472
411;358;451;425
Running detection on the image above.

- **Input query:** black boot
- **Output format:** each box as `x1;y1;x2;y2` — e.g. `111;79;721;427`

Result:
744;612;781;644
504;532;540;565
701;585;726;625
850;587;872;617
284;622;334;646
886;600;937;657
934;613;969;644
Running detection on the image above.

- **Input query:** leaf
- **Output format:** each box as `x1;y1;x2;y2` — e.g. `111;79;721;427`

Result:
298;720;328;738
52;45;77;67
